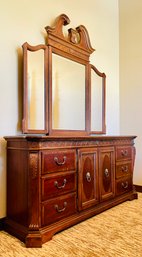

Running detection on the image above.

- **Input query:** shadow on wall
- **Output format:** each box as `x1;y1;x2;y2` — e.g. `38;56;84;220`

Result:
0;137;7;218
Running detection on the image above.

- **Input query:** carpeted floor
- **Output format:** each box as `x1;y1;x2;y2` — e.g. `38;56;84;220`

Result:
0;193;142;257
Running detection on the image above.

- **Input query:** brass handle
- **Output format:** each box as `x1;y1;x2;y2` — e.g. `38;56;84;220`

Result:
104;168;109;177
121;166;128;172
86;172;91;182
121;150;128;157
54;156;67;166
54;179;67;189
121;181;128;189
54;202;67;213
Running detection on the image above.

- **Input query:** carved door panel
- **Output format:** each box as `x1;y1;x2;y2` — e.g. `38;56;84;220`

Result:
99;147;115;201
78;148;99;211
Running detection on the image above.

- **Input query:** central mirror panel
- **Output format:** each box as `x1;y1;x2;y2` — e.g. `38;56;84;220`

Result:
52;54;86;130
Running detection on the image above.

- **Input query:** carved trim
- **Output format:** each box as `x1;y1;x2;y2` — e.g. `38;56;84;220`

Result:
45;14;95;61
8;138;133;150
45;14;70;38
37;139;134;149
29;153;38;179
29;224;39;229
91;64;106;78
5;137;135;149
76;25;94;52
28;152;40;230
22;42;48;51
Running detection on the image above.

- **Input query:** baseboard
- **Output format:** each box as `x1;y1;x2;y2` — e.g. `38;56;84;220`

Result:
0;218;5;230
134;185;142;192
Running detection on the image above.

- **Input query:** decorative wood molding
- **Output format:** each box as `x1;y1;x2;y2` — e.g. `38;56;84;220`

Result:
45;14;70;38
29;153;40;231
29;153;38;179
5;136;136;150
45;13;95;61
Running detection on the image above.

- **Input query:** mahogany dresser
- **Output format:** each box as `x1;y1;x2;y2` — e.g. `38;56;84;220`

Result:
4;135;137;247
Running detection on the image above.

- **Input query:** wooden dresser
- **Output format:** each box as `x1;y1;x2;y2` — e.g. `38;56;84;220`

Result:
4;135;137;247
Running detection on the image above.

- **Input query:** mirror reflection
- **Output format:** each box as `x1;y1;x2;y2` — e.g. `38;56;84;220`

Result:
52;54;86;130
27;49;45;130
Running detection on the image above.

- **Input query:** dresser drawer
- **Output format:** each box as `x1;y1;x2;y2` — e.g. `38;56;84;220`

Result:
116;161;132;179
41;193;76;226
116;176;133;196
41;149;76;174
41;171;76;200
116;146;132;161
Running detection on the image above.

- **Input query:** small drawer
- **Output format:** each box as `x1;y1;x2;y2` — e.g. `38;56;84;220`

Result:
116;176;133;196
41;171;76;200
116;161;132;179
41;149;76;174
41;192;76;226
116;146;132;161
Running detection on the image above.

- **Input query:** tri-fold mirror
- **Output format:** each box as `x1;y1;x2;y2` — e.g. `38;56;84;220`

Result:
22;14;106;136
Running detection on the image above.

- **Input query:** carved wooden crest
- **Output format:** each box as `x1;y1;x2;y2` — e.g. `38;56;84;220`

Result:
45;14;95;61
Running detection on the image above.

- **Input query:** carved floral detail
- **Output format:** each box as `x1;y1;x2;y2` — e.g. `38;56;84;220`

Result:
29;224;39;230
38;139;133;149
29;153;38;179
68;28;79;44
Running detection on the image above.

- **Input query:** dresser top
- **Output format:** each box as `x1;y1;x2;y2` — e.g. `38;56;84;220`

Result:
4;134;137;142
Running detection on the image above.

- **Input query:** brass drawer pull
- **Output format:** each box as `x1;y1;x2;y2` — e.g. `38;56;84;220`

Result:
104;168;109;177
54;178;67;189
121;166;128;172
121;150;128;157
121;181;128;189
86;172;91;182
54;156;67;166
54;201;67;213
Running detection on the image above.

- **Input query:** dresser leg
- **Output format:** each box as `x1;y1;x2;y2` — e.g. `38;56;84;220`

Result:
25;232;42;248
128;190;138;200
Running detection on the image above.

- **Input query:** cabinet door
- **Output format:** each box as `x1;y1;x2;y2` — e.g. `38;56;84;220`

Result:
78;148;99;211
99;147;115;201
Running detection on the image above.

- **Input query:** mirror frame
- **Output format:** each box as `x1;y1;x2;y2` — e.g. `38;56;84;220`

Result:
90;64;106;134
22;42;48;134
22;14;106;136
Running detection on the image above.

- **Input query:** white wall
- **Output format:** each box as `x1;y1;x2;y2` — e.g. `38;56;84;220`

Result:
0;0;119;217
119;0;142;185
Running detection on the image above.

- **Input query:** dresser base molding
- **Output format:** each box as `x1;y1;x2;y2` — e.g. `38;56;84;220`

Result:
4;189;137;248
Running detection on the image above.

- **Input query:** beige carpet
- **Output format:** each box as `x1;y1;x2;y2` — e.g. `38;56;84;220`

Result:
0;194;142;257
